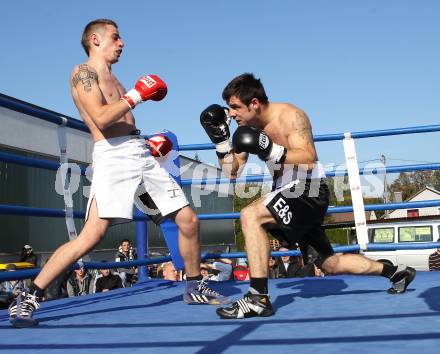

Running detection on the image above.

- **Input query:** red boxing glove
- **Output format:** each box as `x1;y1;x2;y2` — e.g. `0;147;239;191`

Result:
121;74;168;109
147;134;173;158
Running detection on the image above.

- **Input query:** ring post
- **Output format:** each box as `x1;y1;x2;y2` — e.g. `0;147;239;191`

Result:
143;130;185;270
158;130;185;270
135;207;149;282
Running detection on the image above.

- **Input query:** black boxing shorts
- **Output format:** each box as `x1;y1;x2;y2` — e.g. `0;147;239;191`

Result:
263;178;335;267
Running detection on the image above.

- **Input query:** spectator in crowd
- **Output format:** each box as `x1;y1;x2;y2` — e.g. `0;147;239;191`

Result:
115;239;138;286
17;246;37;290
19;245;37;266
268;241;280;279
200;258;233;281
268;256;279;279
276;247;298;278
276;247;316;278
235;257;248;267
95;267;123;293
148;264;159;279
200;264;210;279
0;264;21;309
429;238;440;271
67;267;95;297
235;244;248;267
161;262;179;281
302;244;320;265
43;271;69;301
299;243;323;277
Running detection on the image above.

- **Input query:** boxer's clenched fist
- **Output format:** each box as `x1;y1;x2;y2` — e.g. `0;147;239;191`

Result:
147;134;173;158
232;126;287;164
121;75;167;109
200;104;232;158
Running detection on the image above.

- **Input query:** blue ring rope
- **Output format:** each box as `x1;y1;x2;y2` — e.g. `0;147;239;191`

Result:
1;93;440;145
178;124;440;150
1;150;439;183
2;199;440;220
0;256;172;282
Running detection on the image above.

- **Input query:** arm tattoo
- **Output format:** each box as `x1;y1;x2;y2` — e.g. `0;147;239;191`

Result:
294;111;312;140
71;64;98;92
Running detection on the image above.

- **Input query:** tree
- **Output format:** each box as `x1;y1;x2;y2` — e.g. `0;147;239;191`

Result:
434;170;440;191
389;171;438;201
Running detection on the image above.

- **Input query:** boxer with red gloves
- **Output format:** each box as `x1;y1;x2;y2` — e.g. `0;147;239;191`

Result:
9;18;230;329
207;73;415;320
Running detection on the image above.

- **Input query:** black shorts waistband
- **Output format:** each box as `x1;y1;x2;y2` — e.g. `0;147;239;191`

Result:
271;177;327;192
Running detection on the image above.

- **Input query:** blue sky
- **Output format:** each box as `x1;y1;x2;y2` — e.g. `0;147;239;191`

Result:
1;1;439;183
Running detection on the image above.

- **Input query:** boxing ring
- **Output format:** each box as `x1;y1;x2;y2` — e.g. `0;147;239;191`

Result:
1;94;440;353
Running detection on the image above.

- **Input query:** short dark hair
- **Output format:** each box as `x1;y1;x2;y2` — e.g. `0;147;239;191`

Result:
120;238;130;245
81;19;118;56
222;73;269;105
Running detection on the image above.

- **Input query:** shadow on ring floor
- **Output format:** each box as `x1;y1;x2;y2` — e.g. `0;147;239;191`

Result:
1;272;440;354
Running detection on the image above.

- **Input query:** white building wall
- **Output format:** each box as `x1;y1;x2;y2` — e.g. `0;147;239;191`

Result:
0;106;93;163
388;189;440;218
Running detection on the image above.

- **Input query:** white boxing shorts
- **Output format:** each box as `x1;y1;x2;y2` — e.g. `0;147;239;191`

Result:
85;135;189;225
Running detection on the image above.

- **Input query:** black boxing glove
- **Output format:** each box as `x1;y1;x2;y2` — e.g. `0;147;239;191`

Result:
232;126;287;164
200;104;232;158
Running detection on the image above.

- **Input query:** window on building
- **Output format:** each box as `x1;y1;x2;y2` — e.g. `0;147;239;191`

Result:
406;209;419;218
399;226;433;242
369;227;394;243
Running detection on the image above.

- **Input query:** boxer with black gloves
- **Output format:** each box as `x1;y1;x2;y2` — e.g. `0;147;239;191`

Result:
206;73;416;320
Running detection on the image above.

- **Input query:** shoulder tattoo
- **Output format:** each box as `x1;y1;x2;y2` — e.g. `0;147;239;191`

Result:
72;64;98;92
293;110;312;139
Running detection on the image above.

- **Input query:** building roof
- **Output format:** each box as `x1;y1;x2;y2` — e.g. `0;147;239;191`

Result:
330;211;375;224
404;186;440;202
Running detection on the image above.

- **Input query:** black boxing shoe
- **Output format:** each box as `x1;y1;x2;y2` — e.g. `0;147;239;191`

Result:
388;266;416;294
216;290;274;319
